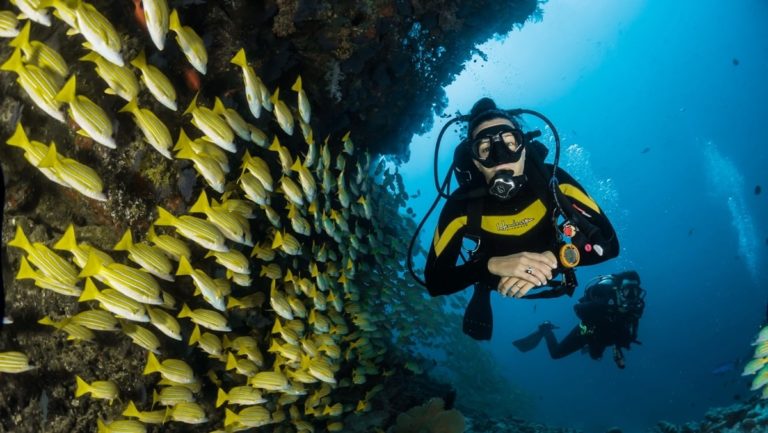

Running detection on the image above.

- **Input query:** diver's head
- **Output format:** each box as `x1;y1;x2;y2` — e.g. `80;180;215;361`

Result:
466;98;527;200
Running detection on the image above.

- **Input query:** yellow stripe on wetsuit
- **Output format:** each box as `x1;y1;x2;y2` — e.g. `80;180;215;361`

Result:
433;200;547;257
558;184;600;214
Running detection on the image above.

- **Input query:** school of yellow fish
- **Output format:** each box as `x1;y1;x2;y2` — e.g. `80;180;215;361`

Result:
0;0;423;431
743;324;768;399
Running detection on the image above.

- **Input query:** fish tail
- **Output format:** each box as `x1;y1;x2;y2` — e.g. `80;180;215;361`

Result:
189;324;201;346
53;224;78;252
118;98;139;115
268;136;280;151
176;255;194;277
271;231;283;249
129;50;147;69
215;388;228;408
182;92;199;117
75;375;91;397
168;9;181;33
79;278;100;302
9;21;31;51
15;255;42;283
155;206;177;227
5;123;31;151
189;190;210;214
226;296;243;310
0;47;23;73
36;142;59;169
8;225;33;254
113;229;134;252
230;48;247;68
291;75;302;92
224;408;239;427
178;303;192;319
143;352;161;375
212;97;225;116
54;75;77;104
122;400;141;418
269;88;279;105
225;352;237;371
79;252;104;278
79;51;99;63
96;419;108;433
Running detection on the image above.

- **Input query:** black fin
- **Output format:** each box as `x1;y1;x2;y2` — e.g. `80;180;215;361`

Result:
463;285;493;340
513;329;545;352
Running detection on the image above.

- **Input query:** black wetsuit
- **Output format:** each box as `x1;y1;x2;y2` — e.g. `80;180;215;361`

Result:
543;283;638;360
424;163;619;297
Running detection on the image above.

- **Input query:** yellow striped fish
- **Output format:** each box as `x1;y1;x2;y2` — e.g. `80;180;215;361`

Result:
146;306;181;341
213;97;250;140
142;0;169;51
0;11;20;38
154;206;228;253
230;48;264;119
71;0;124;66
143;352;195;384
183;93;235;152
176;255;225;311
268;136;293;175
279;176;304;207
79;278;149;323
173;129;226;193
80;51;138;101
291;75;311;124
1;47;64;122
10;22;67;80
16;256;81;297
189;190;251;246
130;50;177;111
96;418;146;433
121;321;161;354
5;123;67;186
224;406;271;428
75;375;118;403
147;224;191;261
113;229;173;281
188;324;223;358
118;98;173;159
122;400;166;424
242;150;273;191
79;252;162;305
269;88;294;135
152;386;194;407
168;9;207;74
10;0;51;26
205;249;250;275
0;351;34;373
71;309;119;331
37;142;106;201
9;224;79;285
225;352;258;377
178;303;230;332
54;75;115;149
216;386;265;407
53;224;114;273
166;401;207;424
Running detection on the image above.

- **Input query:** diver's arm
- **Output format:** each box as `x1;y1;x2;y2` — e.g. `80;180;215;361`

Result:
424;203;491;297
555;168;620;265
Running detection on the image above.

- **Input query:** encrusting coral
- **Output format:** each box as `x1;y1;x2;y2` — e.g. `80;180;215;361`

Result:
392;397;466;433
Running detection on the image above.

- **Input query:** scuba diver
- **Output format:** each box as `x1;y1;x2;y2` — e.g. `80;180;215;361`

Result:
415;98;619;340
513;270;645;369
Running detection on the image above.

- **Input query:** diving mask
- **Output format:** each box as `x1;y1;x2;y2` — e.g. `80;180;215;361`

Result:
471;124;525;168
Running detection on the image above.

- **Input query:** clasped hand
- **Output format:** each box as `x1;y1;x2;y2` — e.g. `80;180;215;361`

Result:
487;251;558;298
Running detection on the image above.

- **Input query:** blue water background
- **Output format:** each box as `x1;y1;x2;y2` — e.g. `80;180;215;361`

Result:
401;1;768;432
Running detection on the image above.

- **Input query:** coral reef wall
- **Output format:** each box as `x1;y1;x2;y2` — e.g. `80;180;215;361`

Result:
215;0;540;160
0;0;542;432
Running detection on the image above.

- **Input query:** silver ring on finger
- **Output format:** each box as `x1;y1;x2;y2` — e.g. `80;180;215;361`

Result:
526;266;534;274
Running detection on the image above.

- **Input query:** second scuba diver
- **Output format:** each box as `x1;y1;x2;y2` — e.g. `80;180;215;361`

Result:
514;270;646;368
423;98;620;340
